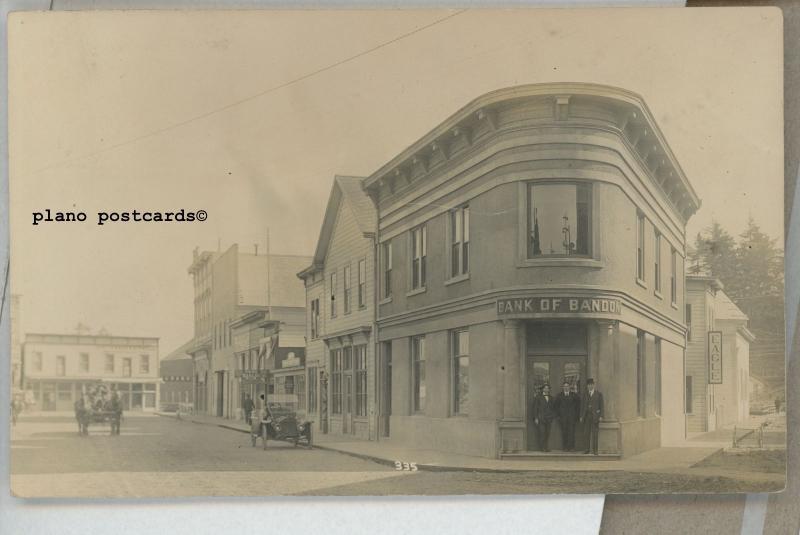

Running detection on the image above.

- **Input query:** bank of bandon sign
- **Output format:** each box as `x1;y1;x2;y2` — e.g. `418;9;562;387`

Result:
497;296;622;316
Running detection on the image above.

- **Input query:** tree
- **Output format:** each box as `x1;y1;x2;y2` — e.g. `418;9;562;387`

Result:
689;221;737;284
733;216;784;335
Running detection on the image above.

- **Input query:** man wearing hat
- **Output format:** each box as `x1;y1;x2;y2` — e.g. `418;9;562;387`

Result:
554;380;579;451
531;384;556;452
580;378;604;455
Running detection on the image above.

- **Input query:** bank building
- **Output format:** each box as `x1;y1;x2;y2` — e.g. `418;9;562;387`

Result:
358;83;703;459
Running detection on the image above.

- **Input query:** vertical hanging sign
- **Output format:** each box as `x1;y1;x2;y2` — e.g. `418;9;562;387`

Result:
708;331;723;384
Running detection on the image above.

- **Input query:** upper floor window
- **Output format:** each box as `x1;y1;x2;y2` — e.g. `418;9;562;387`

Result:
34;352;43;372
140;354;150;374
654;231;662;293
330;272;337;318
411;225;427;290
56;356;66;376
382;241;392;299
670;248;678;305
358;259;367;308
80;353;90;373
528;182;591;257
637;212;646;281
450;206;470;277
310;298;320;339
343;265;352;314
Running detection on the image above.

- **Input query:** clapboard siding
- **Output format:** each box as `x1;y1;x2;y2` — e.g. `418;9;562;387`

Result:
324;201;374;332
685;287;711;432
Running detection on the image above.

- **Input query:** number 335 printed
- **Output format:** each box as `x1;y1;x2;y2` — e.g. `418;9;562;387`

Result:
394;461;418;471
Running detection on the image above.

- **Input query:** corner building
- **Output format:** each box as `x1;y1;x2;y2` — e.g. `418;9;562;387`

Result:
362;84;701;458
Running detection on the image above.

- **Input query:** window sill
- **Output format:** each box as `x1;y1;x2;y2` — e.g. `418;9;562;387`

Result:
636;278;647;290
518;257;603;269
654;290;663;300
406;287;427;298
378;296;393;305
358;305;368;311
444;273;470;286
671;301;679;310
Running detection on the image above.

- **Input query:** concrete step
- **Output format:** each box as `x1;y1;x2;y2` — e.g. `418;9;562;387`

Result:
500;451;621;460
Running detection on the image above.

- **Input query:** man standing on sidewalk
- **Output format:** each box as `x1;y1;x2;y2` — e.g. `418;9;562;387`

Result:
554;381;579;451
580;378;603;455
532;384;556;452
243;394;255;425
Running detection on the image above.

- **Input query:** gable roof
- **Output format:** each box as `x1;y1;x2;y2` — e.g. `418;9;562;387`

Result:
299;176;375;278
715;291;749;322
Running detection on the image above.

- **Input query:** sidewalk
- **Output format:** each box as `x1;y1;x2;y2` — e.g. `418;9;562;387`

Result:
155;411;723;474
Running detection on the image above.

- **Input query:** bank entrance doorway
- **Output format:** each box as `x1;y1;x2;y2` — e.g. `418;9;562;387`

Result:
525;323;588;452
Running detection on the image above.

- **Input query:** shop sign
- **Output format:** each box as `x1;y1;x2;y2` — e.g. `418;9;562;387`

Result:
497;297;622;315
235;370;270;381
708;331;723;384
282;352;301;369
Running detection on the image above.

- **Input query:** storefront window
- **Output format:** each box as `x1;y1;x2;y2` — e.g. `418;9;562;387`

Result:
528;182;591;257
412;336;426;412
308;367;318;412
452;330;469;415
637;330;646;417
355;345;367;417
532;361;549;393
331;349;342;414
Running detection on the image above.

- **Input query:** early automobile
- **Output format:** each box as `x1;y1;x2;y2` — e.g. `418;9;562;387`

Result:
250;394;313;450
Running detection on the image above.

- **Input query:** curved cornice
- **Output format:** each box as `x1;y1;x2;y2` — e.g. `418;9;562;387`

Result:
363;83;700;220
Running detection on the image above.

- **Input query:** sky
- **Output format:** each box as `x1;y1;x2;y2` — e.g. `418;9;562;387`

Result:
8;8;783;354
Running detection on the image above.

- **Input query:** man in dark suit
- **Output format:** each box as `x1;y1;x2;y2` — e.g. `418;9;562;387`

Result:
532;384;556;452
554;380;579;451
580;378;604;455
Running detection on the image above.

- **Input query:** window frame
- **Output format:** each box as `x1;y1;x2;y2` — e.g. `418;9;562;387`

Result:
105;353;115;373
636;330;646;417
343;264;352;314
330;272;337;318
412;336;426;413
358;259;367;309
56;355;66;377
451;329;469;416
527;181;593;259
410;225;427;291
355;345;368;417
382;241;393;299
654;231;662;294
331;349;342;414
449;205;470;278
79;353;90;373
310;298;320;339
637;212;646;283
670;247;678;305
140;354;150;374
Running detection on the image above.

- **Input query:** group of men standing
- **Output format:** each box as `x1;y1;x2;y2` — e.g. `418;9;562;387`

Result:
531;378;604;455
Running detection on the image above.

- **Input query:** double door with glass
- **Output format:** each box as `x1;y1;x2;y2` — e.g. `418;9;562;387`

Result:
526;355;587;452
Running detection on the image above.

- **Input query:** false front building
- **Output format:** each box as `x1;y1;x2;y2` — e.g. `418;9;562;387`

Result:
361;83;701;458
